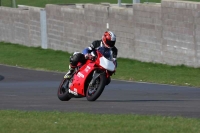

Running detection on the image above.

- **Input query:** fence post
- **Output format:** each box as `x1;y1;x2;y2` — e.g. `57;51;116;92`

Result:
12;0;16;8
118;0;121;7
133;0;140;3
40;9;48;49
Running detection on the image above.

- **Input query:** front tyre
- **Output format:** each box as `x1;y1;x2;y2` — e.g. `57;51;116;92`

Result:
57;78;71;101
86;74;107;101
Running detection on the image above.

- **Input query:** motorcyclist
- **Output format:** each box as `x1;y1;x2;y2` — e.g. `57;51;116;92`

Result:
65;31;118;84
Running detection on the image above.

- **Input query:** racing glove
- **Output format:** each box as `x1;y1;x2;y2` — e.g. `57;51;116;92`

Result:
85;53;95;60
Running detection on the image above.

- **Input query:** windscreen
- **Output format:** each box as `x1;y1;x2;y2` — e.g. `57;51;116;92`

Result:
97;47;112;60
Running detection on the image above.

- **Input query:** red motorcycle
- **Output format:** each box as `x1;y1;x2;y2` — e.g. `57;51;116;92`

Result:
57;47;116;101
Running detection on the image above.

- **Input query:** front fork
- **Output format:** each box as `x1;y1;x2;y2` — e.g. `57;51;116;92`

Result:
89;70;101;86
89;70;110;86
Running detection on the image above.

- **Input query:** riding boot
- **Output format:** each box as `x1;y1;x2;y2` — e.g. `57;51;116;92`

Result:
64;65;75;79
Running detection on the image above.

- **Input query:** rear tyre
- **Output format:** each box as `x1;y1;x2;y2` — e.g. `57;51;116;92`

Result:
57;78;71;101
86;74;106;101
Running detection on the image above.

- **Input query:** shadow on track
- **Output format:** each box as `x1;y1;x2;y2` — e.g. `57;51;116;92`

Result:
72;99;185;102
95;100;185;102
0;75;4;81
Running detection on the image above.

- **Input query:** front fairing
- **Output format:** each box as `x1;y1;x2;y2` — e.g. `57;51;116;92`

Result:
99;56;115;71
96;47;116;72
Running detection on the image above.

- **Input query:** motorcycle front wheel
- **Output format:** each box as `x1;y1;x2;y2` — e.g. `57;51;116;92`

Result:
57;78;71;101
86;74;106;101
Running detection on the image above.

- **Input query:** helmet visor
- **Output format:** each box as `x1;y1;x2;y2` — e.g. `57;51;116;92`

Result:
106;40;115;48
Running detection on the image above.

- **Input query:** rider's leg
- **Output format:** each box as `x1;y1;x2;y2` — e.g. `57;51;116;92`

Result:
65;52;86;78
65;65;76;79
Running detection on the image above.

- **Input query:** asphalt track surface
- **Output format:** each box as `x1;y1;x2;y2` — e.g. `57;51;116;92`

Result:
0;64;200;118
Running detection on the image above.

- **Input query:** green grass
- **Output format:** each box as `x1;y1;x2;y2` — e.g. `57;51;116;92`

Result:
1;0;158;7
0;42;200;87
1;0;200;7
0;42;70;72
0;110;200;133
116;59;200;87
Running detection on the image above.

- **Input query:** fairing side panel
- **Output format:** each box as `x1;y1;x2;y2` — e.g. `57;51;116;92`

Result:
69;62;95;96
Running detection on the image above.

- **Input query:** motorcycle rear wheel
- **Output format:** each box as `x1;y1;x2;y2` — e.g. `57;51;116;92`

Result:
86;74;106;101
57;78;71;101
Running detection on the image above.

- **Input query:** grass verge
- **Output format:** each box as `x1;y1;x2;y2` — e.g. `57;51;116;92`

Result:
0;42;200;87
1;0;158;7
0;110;200;133
1;0;200;8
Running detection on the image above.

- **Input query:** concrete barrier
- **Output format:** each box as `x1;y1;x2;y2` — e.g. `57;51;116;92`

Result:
0;0;200;67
